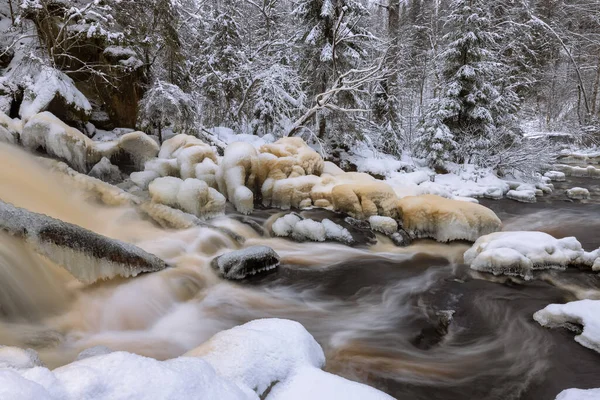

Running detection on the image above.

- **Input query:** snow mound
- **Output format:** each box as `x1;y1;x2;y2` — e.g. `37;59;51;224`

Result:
217;142;259;214
332;182;400;220
149;177;226;219
506;189;537;203
0;113;22;144
267;366;395;400
464;231;599;279
22;112;100;172
544;171;566;182
211;246;280;279
566;187;590;200
398;195;502;242
272;214;353;244
185;318;325;397
555;388;600;400
369;216;398;235
534;300;600;353
19;66;91;121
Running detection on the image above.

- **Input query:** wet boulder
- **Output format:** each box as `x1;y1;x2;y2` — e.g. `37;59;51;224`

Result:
211;246;280;280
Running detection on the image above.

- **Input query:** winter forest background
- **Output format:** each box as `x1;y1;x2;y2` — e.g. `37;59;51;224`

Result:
1;0;600;175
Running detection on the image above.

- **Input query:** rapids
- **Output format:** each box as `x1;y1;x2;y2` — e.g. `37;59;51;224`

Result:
1;143;599;399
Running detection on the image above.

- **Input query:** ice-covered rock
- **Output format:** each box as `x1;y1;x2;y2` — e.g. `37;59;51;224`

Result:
0;347;44;369
0;112;21;144
566;187;590;200
88;157;122;184
149;177;226;219
76;346;113;361
555;164;600;179
185;318;325;396
368;216;398;235
272;214;353;244
144;158;179;177
113;131;160;170
555;388;600;400
21;112;100;172
398;195;502;242
506;189;537;203
544;170;566;182
534;300;600;353
217;142;259;214
130;170;160;190
211;246;280;279
464;231;598;279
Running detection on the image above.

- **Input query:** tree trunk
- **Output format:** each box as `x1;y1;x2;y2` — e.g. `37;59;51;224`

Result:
590;52;600;118
7;0;15;25
0;200;168;284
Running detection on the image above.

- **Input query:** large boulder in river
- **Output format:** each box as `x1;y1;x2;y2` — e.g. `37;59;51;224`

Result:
211;246;280;280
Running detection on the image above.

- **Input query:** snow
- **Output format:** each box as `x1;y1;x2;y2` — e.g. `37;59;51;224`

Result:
149;177;226;219
332;182;400;219
211;246;280;279
566;187;590;200
88;157;121;184
130;171;160;190
19;66;91;121
0;112;21;144
369;216;398;235
534;300;600;353
555;388;600;400
114;131;160;170
272;213;303;237
185;319;325;397
398;194;502;242
292;219;327;242
266;366;395;400
465;232;600;279
555;164;600;179
209;127;274;148
544;171;566;182
0;347;43;369
216;142;259;214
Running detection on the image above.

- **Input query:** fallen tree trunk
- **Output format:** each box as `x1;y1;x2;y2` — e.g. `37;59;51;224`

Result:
0;200;168;284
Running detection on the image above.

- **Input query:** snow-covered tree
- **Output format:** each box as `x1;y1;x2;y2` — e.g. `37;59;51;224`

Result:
137;80;196;142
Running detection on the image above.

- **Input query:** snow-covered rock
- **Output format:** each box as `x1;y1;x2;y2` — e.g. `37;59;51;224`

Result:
555;164;600;179
21;112;100;172
88;157;122;184
113;131;160;170
332;182;400;220
534;300;600;353
0;347;44;369
149;177;226;219
398;195;502;242
506;189;537;203
217;142;259;214
555;388;600;400
211;246;280;280
566;187;590;200
130;170;160;190
544;171;566;182
0;112;21;144
465;231;599;279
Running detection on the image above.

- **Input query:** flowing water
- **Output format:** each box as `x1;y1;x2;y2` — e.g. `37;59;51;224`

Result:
1;143;600;399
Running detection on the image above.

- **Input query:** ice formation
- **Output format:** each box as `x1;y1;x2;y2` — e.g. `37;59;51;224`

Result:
0;112;21;144
0;347;44;369
555;164;600;178
368;216;398;235
534;300;600;353
555;388;600;400
88;157;122;184
332;182;400;219
112;131;160;170
566;187;590;200
149;177;226;218
21;112;100;172
217;142;259;214
464;231;600;279
398;195;502;242
506;189;537;203
272;214;353;244
211;246;280;279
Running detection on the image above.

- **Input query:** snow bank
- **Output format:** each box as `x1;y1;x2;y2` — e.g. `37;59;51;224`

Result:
398;195;502;242
22;112;100;172
217;142;259;214
272;214;353;244
465;231;599;279
267;366;395;400
0;113;21;144
149;177;226;219
186;318;325;396
534;300;600;353
566;187;590;200
555;388;600;400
